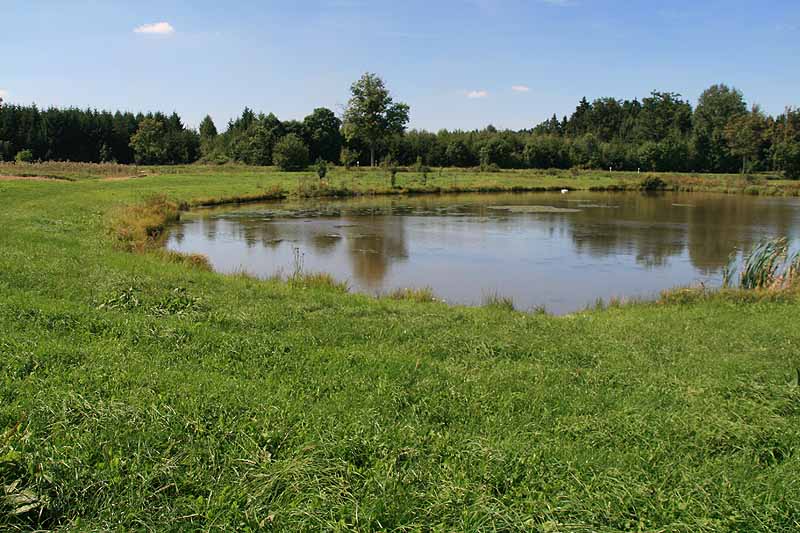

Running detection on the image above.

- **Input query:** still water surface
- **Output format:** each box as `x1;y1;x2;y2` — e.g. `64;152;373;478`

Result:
166;192;800;314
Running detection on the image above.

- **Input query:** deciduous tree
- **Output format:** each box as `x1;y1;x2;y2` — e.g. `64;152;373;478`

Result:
303;108;343;163
725;105;768;173
343;73;410;167
272;133;309;171
129;118;168;164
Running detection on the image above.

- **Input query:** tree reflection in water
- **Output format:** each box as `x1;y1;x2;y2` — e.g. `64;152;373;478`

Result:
166;192;800;313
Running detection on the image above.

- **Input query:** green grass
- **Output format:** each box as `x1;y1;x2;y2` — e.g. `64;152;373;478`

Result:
483;292;516;312
2;161;799;197
1;167;800;531
385;287;437;303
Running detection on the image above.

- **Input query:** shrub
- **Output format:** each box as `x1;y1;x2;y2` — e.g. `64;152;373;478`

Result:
639;175;668;191
272;134;309;171
340;147;357;170
211;153;230;165
414;156;431;184
316;157;328;180
382;157;399;188
15;150;33;163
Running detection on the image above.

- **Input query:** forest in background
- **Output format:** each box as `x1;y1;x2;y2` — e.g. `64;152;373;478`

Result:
1;81;798;178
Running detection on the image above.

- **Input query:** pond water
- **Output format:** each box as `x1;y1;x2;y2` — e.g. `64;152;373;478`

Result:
166;192;800;314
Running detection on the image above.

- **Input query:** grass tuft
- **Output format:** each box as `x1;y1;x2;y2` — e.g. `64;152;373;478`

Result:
386;287;437;303
483;292;516;311
288;272;350;293
153;249;213;271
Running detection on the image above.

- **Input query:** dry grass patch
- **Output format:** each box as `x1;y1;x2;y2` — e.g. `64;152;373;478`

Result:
109;195;181;252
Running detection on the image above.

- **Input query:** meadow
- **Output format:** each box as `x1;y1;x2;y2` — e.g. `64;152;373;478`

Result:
1;163;799;531
2;161;800;196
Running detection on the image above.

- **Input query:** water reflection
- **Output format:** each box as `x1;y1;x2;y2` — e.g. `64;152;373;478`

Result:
345;215;409;287
166;192;800;314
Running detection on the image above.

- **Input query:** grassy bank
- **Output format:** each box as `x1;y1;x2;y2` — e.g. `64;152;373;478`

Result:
1;168;800;531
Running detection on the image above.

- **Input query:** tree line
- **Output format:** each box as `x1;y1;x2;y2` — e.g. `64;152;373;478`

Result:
0;76;798;178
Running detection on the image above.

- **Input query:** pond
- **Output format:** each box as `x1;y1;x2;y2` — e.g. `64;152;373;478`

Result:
166;191;800;314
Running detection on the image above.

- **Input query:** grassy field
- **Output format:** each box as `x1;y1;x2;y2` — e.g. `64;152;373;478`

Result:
1;164;800;531
2;161;800;197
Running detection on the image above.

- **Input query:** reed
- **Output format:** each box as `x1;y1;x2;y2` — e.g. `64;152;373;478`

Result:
726;238;800;290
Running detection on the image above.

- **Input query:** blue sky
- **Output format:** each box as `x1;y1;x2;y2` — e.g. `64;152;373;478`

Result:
2;0;799;131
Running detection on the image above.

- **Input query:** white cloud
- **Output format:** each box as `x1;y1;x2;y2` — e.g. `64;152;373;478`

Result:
466;90;489;99
512;85;530;93
133;22;175;35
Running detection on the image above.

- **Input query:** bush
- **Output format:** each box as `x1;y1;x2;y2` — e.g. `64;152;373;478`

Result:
315;157;328;180
340;147;357;170
15;149;33;163
211;153;230;165
639;175;668;191
382;157;399;188
414;156;431;183
272;134;309;171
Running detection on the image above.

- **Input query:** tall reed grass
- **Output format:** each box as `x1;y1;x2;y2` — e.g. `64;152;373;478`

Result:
723;237;800;290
